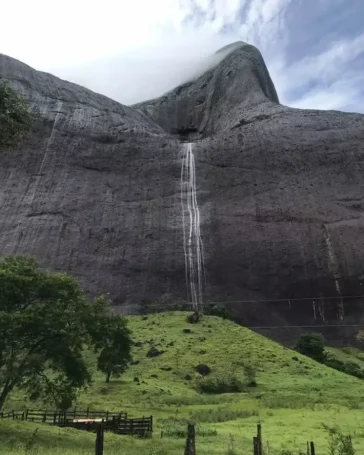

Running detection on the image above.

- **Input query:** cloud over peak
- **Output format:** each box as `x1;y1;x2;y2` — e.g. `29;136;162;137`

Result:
1;0;363;112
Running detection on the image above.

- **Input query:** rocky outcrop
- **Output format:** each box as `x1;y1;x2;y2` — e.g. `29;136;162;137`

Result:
134;41;279;139
1;42;364;328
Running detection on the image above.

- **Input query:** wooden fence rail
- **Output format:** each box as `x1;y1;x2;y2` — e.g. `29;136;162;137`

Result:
0;409;126;424
0;409;152;438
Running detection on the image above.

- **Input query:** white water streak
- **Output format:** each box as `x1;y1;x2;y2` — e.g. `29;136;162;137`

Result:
180;142;205;311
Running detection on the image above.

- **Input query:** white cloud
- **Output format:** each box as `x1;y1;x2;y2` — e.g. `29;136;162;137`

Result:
1;0;182;67
1;0;363;112
274;34;364;112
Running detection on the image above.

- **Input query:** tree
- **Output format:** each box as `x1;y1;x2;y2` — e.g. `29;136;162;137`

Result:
295;333;325;362
0;79;32;151
97;316;132;383
0;256;131;410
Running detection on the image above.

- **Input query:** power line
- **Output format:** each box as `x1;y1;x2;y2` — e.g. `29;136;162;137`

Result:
208;295;364;304
117;294;364;311
250;324;363;329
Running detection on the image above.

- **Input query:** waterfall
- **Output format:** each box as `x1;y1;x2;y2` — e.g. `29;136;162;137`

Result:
180;142;205;311
322;223;344;320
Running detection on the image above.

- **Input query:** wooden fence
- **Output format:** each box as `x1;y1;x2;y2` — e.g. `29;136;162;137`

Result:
62;416;153;438
184;423;315;455
92;422;317;455
0;409;152;437
0;409;126;424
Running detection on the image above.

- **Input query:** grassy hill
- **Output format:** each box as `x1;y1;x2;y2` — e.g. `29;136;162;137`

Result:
2;312;364;454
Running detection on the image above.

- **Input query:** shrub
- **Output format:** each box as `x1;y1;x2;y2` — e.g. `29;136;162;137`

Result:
323;424;355;455
324;353;364;379
196;374;245;394
186;312;200;323
195;364;211;376
0;80;32;151
324;353;346;371
243;364;257;387
295;333;325;362
204;304;231;319
344;361;364;379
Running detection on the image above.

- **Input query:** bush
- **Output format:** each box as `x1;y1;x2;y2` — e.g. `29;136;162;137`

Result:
196;374;245;394
324;353;364;379
204;304;231;319
195;364;211;376
187;312;200;323
323;424;355;455
0;80;32;151
343;361;364;379
295;333;325;362
324;353;346;371
243;364;257;387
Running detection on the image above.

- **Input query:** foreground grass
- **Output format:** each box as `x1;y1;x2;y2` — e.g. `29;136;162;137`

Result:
3;312;364;454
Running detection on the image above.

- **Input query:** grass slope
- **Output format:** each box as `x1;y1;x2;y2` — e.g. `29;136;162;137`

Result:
2;312;364;455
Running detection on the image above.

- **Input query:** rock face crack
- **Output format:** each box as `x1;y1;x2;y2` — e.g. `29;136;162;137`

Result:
26;211;69;218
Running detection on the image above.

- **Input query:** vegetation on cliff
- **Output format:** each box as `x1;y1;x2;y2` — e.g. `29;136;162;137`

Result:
0;80;32;151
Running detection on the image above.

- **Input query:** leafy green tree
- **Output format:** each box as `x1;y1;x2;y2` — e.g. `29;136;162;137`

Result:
0;256;131;410
97;316;132;383
0;79;32;151
295;333;325;362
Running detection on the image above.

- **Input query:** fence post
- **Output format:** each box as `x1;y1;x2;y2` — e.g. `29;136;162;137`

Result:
253;436;259;455
310;442;316;455
307;441;310;455
184;423;196;455
257;424;262;455
95;423;104;455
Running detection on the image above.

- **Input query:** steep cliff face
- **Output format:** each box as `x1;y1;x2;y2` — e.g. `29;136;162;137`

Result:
1;44;364;326
134;41;279;139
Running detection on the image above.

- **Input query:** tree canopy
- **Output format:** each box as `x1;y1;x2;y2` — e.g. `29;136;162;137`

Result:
97;316;132;383
295;333;325;362
0;79;32;151
0;256;132;410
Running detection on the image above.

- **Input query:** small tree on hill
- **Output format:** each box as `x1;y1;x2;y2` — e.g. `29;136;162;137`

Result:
0;79;32;152
0;256;132;410
295;333;325;362
97;316;132;383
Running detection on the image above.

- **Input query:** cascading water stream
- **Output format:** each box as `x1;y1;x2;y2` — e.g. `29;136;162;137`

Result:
180;142;205;312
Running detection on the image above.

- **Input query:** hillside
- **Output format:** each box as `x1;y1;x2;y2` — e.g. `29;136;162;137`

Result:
3;313;364;454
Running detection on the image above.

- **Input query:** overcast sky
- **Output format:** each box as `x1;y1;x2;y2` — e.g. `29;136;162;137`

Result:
1;0;364;112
